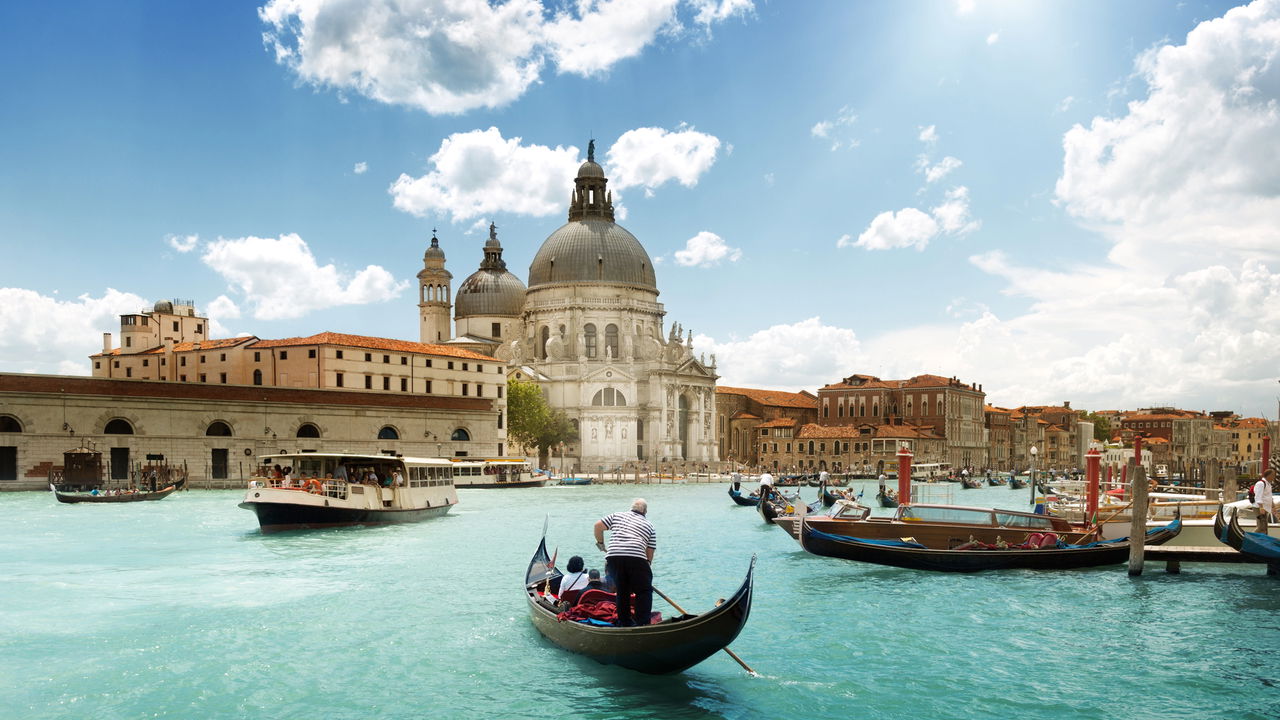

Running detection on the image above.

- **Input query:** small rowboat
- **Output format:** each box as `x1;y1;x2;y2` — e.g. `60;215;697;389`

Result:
558;477;593;486
52;481;182;504
799;516;1182;572
1214;507;1280;561
524;530;755;674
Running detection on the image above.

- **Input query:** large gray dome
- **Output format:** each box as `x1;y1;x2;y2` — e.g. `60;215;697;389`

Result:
527;220;657;290
456;269;526;317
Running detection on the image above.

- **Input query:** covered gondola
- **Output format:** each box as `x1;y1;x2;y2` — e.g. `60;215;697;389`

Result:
728;486;760;507
1214;508;1280;561
524;532;755;675
798;516;1182;572
52;481;182;504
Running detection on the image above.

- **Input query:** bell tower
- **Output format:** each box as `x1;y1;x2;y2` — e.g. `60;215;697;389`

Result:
417;231;452;343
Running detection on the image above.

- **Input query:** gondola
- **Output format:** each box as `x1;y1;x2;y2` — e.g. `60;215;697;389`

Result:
1008;476;1028;490
51;481;182;504
798;516;1181;572
821;485;841;508
961;477;983;489
728;485;760;507
986;475;1006;487
758;488;818;524
876;486;899;508
1214;508;1280;561
524;531;755;675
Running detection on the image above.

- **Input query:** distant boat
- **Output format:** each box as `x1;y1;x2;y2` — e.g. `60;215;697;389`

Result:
876;486;899;508
451;458;545;489
558;477;592;486
52;480;183;504
728;486;760;506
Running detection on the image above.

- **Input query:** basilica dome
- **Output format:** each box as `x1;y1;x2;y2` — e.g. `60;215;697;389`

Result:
455;223;526;318
527;147;657;291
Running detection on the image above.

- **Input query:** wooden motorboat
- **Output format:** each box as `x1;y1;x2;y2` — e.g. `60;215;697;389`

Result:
238;452;457;533
1214;508;1280;561
728;486;760;507
799;516;1182;572
52;481;181;504
524;532;755;674
773;501;1084;547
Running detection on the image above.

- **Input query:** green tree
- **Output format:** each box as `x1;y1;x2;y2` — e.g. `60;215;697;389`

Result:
1080;412;1112;443
507;377;578;468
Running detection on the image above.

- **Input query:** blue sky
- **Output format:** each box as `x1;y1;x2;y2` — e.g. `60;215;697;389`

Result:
3;0;1279;417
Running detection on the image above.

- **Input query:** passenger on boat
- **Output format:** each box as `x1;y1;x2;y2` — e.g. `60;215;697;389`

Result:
556;556;589;602
594;498;656;627
584;568;606;592
392;470;404;487
334;465;348;482
272;464;284;479
1253;469;1275;532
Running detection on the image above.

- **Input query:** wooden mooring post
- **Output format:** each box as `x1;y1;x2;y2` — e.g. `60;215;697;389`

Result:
1128;464;1149;576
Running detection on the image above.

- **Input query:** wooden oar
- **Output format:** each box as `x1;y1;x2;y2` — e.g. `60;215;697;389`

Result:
651;586;757;677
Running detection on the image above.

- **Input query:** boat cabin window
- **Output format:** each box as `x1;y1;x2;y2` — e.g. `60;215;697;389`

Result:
993;512;1056;530
899;506;995;526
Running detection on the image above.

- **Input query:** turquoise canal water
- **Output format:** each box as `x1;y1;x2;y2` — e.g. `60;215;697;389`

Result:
2;482;1277;720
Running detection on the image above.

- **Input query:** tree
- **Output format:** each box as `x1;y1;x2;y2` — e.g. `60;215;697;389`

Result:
507;377;578;468
1080;411;1112;443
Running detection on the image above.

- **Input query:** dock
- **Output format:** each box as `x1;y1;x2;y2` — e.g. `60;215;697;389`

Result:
1142;546;1278;575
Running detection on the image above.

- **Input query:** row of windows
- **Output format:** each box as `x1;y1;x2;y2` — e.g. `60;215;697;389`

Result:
0;416;476;442
536;323;627;360
102;350;496;373
760;439;905;455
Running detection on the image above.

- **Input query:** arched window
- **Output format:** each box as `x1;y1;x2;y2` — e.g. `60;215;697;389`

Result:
808;440;815;454
0;415;21;433
451;428;470;442
539;326;550;359
605;324;619;358
296;423;320;438
104;418;134;435
584;323;597;359
377;426;399;440
591;388;626;406
253;369;263;386
206;421;232;437
872;402;879;418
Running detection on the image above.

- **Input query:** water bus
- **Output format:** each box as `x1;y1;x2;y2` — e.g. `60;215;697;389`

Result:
451;458;544;489
238;452;457;533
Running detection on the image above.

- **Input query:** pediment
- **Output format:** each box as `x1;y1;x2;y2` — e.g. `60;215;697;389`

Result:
581;364;637;384
674;358;716;379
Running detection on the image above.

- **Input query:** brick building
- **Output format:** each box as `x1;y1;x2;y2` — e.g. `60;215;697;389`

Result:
715;386;817;467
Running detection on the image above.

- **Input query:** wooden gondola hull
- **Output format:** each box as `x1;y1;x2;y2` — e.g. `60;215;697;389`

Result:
876;491;899;508
525;537;754;675
54;486;177;504
800;519;1181;572
1216;508;1280;561
728;488;760;506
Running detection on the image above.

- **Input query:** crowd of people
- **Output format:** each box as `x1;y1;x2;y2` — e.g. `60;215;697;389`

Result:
267;464;405;489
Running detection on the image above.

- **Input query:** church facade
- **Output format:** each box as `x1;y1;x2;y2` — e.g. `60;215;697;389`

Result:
420;144;719;470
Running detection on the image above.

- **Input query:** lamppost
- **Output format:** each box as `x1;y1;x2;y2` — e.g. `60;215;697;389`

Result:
1029;445;1038;507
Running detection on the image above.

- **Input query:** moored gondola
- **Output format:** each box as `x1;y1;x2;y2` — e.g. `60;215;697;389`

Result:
798;516;1181;572
1215;508;1280;561
524;531;755;675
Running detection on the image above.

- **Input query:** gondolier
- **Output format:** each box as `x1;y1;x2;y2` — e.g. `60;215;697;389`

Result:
594;498;656;627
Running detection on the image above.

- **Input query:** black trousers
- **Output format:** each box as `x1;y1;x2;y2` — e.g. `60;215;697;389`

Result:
606;555;653;627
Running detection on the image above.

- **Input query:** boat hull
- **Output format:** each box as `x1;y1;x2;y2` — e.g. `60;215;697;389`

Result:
455;479;546;489
54;486;178;504
238;499;452;533
728;487;760;506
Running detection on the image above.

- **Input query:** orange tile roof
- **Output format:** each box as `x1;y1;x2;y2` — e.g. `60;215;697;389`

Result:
1122;413;1185;422
93;336;257;357
730;411;761;420
758;418;798;428
985;405;1010;414
821;373;980;392
796;424;861;439
796;423;941;440
716;386;817;409
250;332;497;361
1235;417;1269;428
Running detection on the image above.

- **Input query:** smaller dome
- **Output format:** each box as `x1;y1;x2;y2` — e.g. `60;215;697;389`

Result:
424;234;445;260
577;160;605;178
456;270;526;317
153;300;174;313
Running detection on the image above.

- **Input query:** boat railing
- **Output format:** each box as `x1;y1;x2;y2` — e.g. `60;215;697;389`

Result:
246;477;349;499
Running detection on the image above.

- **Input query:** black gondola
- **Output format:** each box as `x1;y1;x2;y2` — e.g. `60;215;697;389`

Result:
758;488;818;524
728;486;760;507
986;475;1006;487
876;486;899;508
798;516;1182;572
1009;476;1028;490
51;480;183;504
524;532;755;675
961;477;983;489
1214;508;1280;561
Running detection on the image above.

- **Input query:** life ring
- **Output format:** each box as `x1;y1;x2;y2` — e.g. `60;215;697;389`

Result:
304;478;324;494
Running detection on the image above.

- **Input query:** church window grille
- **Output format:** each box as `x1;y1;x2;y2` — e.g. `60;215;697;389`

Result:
297;423;320;439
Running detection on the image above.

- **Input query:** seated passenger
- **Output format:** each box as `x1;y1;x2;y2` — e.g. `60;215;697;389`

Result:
556;556;589;602
584;568;606;592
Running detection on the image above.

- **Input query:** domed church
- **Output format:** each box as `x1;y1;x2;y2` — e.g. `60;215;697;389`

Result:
417;141;718;469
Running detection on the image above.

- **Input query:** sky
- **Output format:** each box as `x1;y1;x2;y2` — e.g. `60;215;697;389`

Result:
2;0;1279;418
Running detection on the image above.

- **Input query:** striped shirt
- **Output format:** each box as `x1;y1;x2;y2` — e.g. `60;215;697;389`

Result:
600;510;656;560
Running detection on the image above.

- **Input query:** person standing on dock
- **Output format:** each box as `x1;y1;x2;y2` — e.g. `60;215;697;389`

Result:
1253;469;1275;532
594;498;656;627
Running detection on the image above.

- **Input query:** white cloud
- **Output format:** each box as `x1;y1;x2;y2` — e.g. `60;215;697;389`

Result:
810;120;832;138
918;125;938;145
922;155;962;183
695;317;866;391
166;234;199;253
389;128;583;222
986;32;999;45
353;161;367;175
931;186;979;234
0;288;147;375
955;0;975;14
259;0;751;115
605;126;722;192
201;233;408;321
811;105;857;149
672;231;741;267
851;208;939;251
1055;0;1280;274
1056;95;1074;113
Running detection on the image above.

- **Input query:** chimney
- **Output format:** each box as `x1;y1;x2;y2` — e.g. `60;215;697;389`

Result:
103;333;112;354
1063;401;1071;409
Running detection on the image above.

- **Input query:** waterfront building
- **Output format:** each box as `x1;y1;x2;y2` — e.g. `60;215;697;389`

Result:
816;373;987;468
715;386;818;467
1229;416;1272;471
984;405;1012;471
756;422;942;474
1008;403;1082;470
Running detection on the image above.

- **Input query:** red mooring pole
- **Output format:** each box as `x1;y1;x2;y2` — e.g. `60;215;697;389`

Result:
1085;447;1101;523
897;445;913;505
